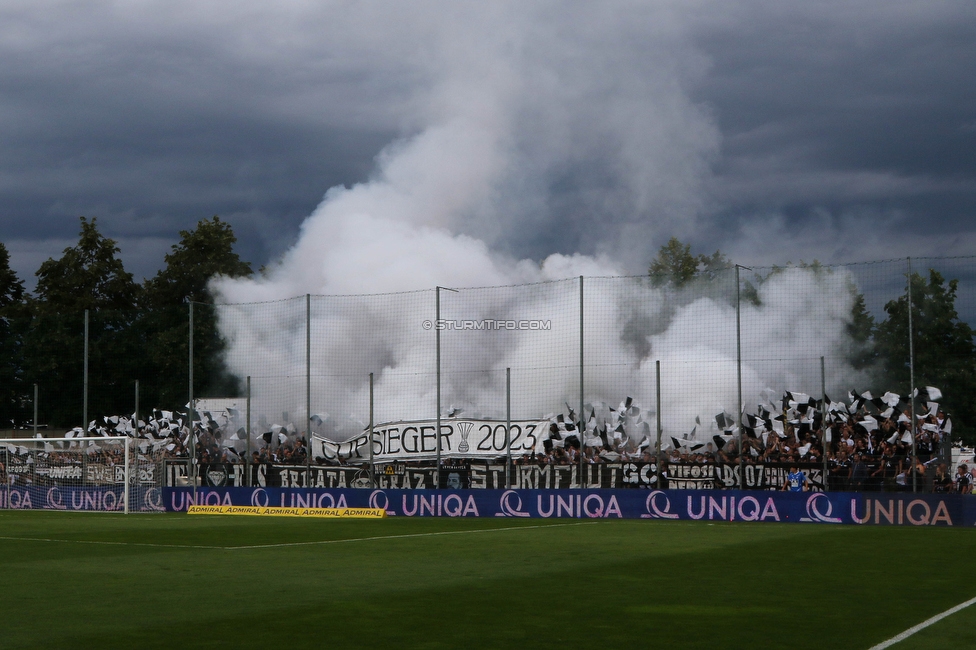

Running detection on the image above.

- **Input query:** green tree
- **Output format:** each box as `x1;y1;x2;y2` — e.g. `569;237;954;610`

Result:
875;270;976;442
649;238;733;287
142;216;252;407
24;217;142;428
846;290;876;370
0;243;27;427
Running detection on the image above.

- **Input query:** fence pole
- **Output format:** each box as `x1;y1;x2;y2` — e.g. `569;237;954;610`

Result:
907;257;918;492
306;294;311;487
735;266;744;490
369;372;375;489
506;367;511;490
246;376;251;488
123;437;130;515
821;357;827;491
33;383;38;438
83;309;89;433
134;379;139;437
435;287;441;489
579;275;584;490
188;301;195;500
655;360;662;488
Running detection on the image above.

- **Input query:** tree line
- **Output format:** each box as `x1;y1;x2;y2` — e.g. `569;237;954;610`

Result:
648;238;976;444
0;217;251;429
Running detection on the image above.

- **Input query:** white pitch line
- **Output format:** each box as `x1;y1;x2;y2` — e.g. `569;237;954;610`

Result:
0;535;220;550
868;595;976;649
223;521;599;550
0;521;597;552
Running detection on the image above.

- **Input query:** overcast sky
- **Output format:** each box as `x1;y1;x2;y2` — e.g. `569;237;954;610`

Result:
1;1;974;290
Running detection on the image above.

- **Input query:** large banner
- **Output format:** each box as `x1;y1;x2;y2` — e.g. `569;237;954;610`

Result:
1;484;164;512
164;461;836;491
310;419;550;463
164;487;976;526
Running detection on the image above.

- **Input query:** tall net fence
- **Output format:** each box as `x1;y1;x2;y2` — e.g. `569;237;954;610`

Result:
3;256;975;500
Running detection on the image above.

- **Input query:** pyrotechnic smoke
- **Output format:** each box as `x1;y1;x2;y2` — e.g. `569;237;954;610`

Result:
211;3;868;442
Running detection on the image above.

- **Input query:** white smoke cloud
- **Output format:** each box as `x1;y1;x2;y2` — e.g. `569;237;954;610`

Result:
211;2;867;443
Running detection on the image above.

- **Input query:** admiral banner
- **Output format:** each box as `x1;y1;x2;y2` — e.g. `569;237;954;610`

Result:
164;487;976;526
310;419;550;463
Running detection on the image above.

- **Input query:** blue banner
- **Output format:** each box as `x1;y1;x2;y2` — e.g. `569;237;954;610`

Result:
1;485;164;512
164;487;976;526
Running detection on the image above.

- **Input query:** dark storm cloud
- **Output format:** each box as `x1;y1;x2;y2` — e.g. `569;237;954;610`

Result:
688;1;976;262
0;1;974;288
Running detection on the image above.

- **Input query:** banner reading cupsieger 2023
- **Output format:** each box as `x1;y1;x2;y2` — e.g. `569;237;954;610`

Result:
165;487;976;526
310;419;551;463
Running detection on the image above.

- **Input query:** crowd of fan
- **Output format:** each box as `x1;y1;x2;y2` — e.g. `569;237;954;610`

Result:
5;387;974;493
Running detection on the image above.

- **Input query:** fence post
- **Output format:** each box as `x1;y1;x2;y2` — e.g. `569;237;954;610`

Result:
306;294;311;486
821;357;827;491
506;367;511;490
907;257;918;492
435;287;441;489
655;360;662;488
246;375;251;487
735;266;744;490
83;309;89;433
579;275;584;490
124;437;130;515
188;300;195;500
369;372;375;489
134;379;139;438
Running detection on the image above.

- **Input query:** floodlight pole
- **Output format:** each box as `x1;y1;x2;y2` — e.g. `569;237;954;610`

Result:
735;265;744;490
579;275;585;490
33;383;38;438
907;257;918;491
506;367;511;490
83;309;89;433
369;372;375;489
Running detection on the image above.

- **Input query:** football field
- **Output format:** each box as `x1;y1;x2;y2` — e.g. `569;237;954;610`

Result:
0;511;973;649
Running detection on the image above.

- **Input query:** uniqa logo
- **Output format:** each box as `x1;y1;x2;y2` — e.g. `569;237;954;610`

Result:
46;487;67;510
250;488;269;507
369;490;395;515
642;490;679;519
803;493;843;523
497;490;530;517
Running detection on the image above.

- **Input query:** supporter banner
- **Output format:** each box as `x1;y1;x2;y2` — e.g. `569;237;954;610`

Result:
6;462;159;487
310;419;550;463
164;487;976;526
669;463;825;491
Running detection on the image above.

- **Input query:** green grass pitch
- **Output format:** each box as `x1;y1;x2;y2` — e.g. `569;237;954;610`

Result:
0;512;974;649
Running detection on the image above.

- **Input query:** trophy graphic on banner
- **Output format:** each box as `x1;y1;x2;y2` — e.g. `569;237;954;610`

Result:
457;421;473;453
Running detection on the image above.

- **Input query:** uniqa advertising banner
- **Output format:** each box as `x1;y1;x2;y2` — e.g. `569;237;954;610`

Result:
310;419;551;463
0;485;164;512
164;487;976;526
